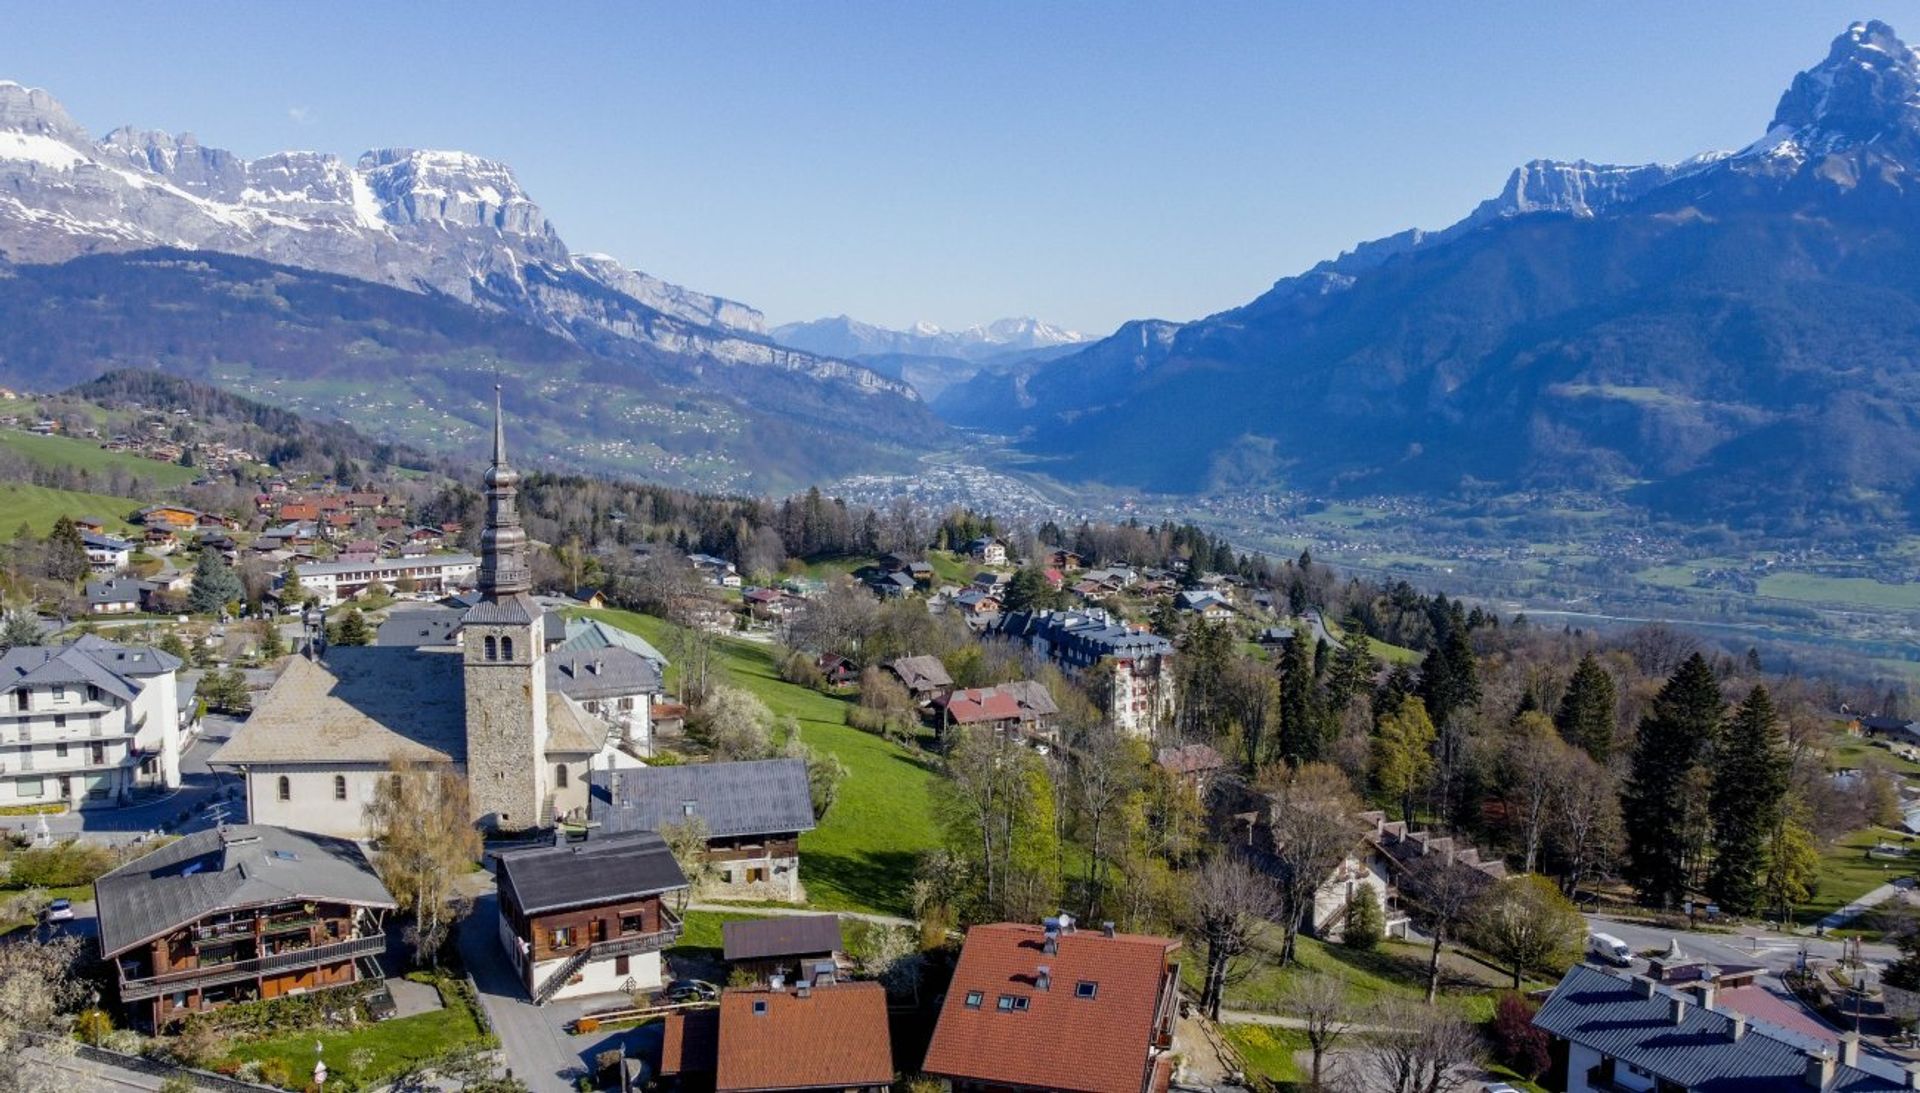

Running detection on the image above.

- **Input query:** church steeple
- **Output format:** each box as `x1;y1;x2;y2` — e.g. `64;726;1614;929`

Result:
478;385;531;598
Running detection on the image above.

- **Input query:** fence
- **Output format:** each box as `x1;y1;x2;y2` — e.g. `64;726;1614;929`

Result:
74;1043;283;1093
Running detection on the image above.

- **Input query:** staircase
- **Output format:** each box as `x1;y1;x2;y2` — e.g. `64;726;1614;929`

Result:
530;917;682;1006
532;948;593;1006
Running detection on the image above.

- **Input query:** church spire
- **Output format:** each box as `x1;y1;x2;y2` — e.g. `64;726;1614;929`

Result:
477;384;530;597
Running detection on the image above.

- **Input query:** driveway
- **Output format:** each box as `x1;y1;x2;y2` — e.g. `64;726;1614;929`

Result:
35;714;245;845
457;893;644;1093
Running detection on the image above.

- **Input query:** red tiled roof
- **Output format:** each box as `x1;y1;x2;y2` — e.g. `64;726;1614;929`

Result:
276;502;319;521
944;688;1024;724
923;923;1180;1093
661;1008;719;1076
714;981;892;1092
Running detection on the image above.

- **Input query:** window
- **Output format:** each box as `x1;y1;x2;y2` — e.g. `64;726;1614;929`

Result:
484;636;498;661
552;926;575;949
86;685;100;703
277;775;291;801
12;692;25;711
620;913;645;935
53;715;65;729
55;742;68;758
554;765;568;789
1012;996;1030;1011
752;1000;768;1015
964;991;984;1009
89;742;104;765
334;775;347;801
1075;981;1098;999
614;954;629;976
51;685;64;701
501;637;514;660
746;866;768;885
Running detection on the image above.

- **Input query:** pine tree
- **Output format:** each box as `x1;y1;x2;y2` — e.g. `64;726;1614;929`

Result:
328;607;374;646
1417;627;1479;728
1707;686;1789;915
1277;634;1326;765
280;559;306;607
187;549;244;616
1327;631;1376;713
1555;653;1618;761
43;516;88;584
1622;654;1724;908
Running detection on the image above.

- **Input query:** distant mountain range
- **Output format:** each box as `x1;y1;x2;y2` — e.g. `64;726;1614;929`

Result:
0;80;945;491
952;20;1920;529
770;314;1088;402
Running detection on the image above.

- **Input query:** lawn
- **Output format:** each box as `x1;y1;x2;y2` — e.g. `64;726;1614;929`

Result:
0;429;200;488
1826;733;1920;778
1319;616;1422;666
1801;826;1917;926
670;908;769;958
923;550;983;586
222;976;489;1089
1185;931;1538;1023
1221;1023;1307;1084
580;608;942;917
1759;571;1920;611
0;483;144;538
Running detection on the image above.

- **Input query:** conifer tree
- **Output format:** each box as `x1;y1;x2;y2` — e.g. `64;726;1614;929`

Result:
187;548;244;615
1622;653;1724;908
1707;686;1789;914
43;516;89;584
1555;652;1618;761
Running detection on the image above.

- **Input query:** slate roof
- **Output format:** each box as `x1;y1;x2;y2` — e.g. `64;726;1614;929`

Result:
497;830;687;915
85;577;151;607
590;759;817;840
209;646;467;765
376;607;463;648
548;646;663;703
0;636;178;704
722;914;844;962
556;618;669;666
461;591;542;626
1532;964;1911;1092
94;824;396;958
885;655;952;694
544;691;609;755
989;609;1174;661
714;981;892;1092
923;923;1180;1093
81;531;132;551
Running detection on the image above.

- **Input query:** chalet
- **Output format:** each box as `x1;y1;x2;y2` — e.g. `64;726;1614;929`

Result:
884;655;953;703
987;609;1176;737
591;759;817;901
934;681;1060;740
1045;547;1085;570
74;516;108;533
86;576;153;615
878;551;918;573
83;531;133;574
94;824;395;1030
1254;625;1295;651
1174;589;1235;622
496;831;688;1005
721;914;847;985
953;589;1003;617
816;653;859;687
339;539;379;565
923;917;1181;1093
1155;743;1228;792
742;587;799;619
972;571;1009;591
965;536;1008;566
276;502;320;522
137;505;202;532
1531;964;1914;1092
1861;715;1920;747
868;570;917;599
662;981;893;1093
572;587;607;609
689;553;742;588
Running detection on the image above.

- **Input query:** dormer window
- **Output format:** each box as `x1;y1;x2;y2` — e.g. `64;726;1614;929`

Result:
964;991;984;1009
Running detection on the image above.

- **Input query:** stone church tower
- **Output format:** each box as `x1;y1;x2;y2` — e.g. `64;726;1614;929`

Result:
462;388;550;831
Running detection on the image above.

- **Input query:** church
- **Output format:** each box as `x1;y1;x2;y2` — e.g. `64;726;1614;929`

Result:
212;391;640;836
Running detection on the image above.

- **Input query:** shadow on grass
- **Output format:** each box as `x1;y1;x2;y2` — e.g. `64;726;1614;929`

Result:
803;848;920;917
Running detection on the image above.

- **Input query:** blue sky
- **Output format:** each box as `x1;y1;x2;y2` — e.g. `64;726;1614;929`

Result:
0;3;1865;333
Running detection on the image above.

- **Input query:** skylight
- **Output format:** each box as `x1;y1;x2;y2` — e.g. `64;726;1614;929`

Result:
1076;981;1098;999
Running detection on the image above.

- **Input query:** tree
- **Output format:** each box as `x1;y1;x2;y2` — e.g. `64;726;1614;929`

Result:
1001;566;1060;613
1708;686;1790;915
1344;886;1385;951
1268;762;1363;965
662;817;715;911
1555;653;1617;761
1372;696;1436;827
195;666;252;714
1761;810;1821;924
0;933;87;1093
1503;712;1576;875
1277;632;1327;765
1488;993;1552;1081
848;666;918;741
187;548;244;615
783;732;849;820
1326;631;1376;713
1549;750;1622;898
1338;997;1483;1093
936;726;1058;919
694;686;775;761
363;759;483;965
1189;855;1283;1020
1071;724;1144;918
158;630;192;663
42;516;88;585
1402;853;1491;1003
0;608;43;654
328;606;374;646
1285;972;1357;1090
257;618;286;660
1416;626;1478;730
1471;875;1584;989
1622;653;1723;908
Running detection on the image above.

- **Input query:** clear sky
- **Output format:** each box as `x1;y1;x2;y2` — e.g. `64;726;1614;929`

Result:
0;3;1869;334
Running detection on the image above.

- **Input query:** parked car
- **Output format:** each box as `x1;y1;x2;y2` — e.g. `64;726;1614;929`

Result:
43;899;74;923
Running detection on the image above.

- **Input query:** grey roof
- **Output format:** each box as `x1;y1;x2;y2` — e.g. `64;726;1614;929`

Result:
549;646;663;702
82;531;132;550
722;914;843;962
94;824;396;957
498;830;687;915
461;591;543;626
295;553;478;578
557;618;669;666
210;646;466;765
0;636;178;703
591;759;817;840
886;655;952;693
990;608;1175;660
377;607;464;648
1532;964;1908;1092
85;577;151;606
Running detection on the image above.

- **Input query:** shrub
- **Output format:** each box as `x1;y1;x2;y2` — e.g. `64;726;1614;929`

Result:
778;649;825;690
574;1017;601;1034
8;840;116;888
1343;887;1384;950
258;1056;294;1088
75;1007;113;1045
1488;992;1551;1079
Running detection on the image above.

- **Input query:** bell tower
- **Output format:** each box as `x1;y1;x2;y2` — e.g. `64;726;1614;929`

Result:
462;386;549;831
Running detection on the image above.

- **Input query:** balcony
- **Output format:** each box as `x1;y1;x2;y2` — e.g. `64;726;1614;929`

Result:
119;934;387;1001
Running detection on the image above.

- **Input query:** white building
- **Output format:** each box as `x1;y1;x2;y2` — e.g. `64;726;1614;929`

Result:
0;635;182;807
82;532;133;574
290;554;479;606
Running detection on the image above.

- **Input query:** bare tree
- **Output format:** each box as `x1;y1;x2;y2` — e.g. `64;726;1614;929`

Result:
1550;750;1622;897
0;933;86;1093
363;757;484;966
1189;855;1284;1020
1286;972;1358;1090
1268;762;1364;965
1400;854;1492;1003
1503;712;1574;874
1335;997;1483;1093
787;577;878;661
662;816;714;912
1071;722;1142;918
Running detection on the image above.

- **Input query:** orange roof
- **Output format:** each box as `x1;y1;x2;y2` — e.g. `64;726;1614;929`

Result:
715;981;892;1092
923;923;1180;1093
277;502;319;521
660;1008;719;1077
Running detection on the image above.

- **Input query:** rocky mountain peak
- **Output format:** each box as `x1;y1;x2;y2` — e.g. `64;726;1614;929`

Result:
1767;20;1920;148
0;81;86;142
356;148;550;237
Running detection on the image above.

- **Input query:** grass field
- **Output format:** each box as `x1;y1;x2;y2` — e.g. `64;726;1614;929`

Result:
0;483;143;538
580;608;942;917
0;430;199;487
1222;1024;1307;1083
1826;733;1920;777
1800;826;1917;926
1758;572;1920;611
1320;616;1422;666
223;975;489;1089
1182;930;1535;1023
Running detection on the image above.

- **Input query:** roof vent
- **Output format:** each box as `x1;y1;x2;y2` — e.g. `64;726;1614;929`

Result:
1037;965;1051;992
770;974;785;991
795;982;811;999
1102;921;1116;938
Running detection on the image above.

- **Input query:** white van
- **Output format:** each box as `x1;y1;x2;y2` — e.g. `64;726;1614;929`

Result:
1588;932;1633;967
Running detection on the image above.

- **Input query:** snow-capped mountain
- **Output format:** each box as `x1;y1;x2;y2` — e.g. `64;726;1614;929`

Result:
0;80;922;401
771;314;1088;363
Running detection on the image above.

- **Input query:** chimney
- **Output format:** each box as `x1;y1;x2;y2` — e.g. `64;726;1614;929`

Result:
770;974;785;992
1059;913;1076;934
795;982;811;999
1102;921;1116;939
1633;976;1657;999
1804;1049;1835;1089
1694;981;1717;1011
1728;1012;1747;1041
1037;965;1051;992
1669;995;1689;1025
1839;1032;1860;1068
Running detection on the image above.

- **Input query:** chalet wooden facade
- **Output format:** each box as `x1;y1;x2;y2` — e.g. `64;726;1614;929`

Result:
94;826;395;1031
496;831;689;1005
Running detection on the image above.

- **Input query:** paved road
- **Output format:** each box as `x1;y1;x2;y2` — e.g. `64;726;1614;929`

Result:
29;714;246;847
25;1047;159;1092
1818;878;1918;931
1586;914;1899;976
686;901;914;928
